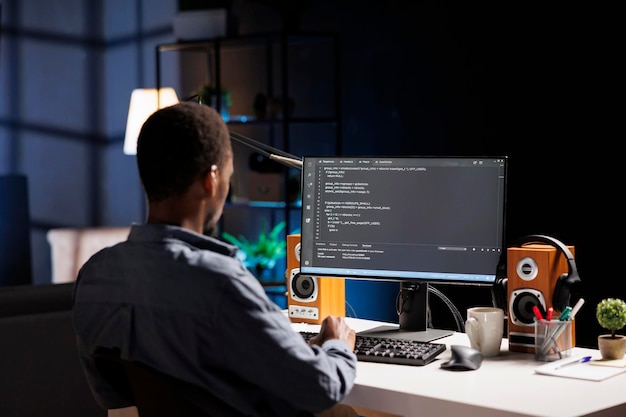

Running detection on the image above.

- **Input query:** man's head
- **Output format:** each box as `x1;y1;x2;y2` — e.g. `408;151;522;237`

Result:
137;102;233;232
137;101;232;202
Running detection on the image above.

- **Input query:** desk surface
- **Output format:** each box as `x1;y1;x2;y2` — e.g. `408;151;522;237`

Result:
291;317;626;417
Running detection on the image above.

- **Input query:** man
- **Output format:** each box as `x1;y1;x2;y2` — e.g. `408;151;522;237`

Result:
72;102;358;416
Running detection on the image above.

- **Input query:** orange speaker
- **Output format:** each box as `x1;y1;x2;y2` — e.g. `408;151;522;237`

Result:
286;234;345;324
507;242;576;353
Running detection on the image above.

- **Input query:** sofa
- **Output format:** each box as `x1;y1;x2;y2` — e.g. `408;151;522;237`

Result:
47;227;130;284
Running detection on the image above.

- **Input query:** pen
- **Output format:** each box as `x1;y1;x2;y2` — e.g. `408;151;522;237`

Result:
533;305;544;321
539;307;574;355
569;298;585;320
554;356;592;370
546;307;554;321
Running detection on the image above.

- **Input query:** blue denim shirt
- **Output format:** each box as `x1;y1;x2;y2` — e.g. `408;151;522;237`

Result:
72;223;356;416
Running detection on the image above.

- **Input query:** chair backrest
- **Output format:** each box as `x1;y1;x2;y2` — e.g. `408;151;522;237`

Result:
0;283;103;417
93;348;246;417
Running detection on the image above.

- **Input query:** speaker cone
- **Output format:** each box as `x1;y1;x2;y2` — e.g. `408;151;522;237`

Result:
509;289;545;326
292;274;316;299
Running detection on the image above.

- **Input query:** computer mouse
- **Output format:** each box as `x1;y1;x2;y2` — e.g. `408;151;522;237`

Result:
440;345;483;371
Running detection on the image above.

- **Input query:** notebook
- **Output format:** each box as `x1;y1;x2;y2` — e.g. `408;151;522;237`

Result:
535;355;626;381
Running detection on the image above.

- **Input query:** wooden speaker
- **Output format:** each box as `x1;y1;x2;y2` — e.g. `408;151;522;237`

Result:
286;234;345;324
507;243;575;353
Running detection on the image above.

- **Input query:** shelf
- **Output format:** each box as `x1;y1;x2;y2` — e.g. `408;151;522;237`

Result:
157;30;338;258
261;281;286;288
226;200;301;209
158;31;338;53
226;115;339;125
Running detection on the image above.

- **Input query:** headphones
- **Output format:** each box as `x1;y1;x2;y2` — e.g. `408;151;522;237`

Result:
492;234;582;313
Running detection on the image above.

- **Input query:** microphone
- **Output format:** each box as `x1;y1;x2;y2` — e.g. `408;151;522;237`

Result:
229;131;302;171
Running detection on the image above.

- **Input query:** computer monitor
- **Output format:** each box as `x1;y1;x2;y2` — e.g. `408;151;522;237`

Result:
299;156;507;342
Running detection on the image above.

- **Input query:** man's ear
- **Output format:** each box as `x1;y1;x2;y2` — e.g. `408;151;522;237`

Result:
203;165;219;194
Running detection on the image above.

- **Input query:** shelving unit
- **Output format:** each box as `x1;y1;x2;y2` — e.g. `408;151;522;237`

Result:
156;32;341;305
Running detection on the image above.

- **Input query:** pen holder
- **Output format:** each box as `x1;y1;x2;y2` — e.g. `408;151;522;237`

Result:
534;319;573;362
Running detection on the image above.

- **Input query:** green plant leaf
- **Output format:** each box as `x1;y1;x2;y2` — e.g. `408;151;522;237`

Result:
596;298;626;338
221;220;287;270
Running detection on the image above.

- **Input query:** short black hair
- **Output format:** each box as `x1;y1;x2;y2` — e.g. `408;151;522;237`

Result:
136;102;231;203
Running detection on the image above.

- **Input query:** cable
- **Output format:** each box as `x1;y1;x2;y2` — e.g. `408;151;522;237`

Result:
428;286;465;332
394;283;464;332
345;301;358;319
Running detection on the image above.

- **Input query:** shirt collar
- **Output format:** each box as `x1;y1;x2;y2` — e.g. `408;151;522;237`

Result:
127;223;238;257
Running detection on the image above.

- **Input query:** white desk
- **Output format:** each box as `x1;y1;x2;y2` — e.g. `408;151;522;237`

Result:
291;317;626;417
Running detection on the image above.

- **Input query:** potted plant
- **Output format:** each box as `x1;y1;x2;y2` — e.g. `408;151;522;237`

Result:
222;220;286;282
596;298;626;360
196;84;232;108
193;83;232;121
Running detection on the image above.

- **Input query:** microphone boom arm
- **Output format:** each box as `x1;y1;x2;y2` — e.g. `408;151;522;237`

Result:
229;131;302;170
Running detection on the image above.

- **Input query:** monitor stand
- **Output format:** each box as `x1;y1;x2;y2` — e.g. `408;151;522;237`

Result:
357;282;453;343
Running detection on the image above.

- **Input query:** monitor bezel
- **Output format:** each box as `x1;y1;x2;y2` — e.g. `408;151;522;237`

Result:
298;155;508;287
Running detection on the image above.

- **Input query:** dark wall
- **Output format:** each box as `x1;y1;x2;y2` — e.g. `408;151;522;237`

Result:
285;1;622;347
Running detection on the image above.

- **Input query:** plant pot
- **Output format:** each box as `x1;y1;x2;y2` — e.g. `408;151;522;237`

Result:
597;334;626;360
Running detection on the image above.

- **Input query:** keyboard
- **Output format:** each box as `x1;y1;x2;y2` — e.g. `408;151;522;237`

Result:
299;331;446;366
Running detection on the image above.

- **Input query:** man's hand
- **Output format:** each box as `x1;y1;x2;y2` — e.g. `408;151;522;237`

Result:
308;316;356;351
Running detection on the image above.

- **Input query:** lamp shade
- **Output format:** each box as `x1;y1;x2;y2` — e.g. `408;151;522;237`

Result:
123;88;179;155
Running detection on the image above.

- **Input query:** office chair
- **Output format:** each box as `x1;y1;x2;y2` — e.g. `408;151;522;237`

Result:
92;347;246;417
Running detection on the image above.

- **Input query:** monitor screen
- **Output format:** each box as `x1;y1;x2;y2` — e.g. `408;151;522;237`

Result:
299;156;508;341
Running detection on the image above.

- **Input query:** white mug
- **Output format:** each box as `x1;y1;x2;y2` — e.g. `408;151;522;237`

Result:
465;307;504;357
